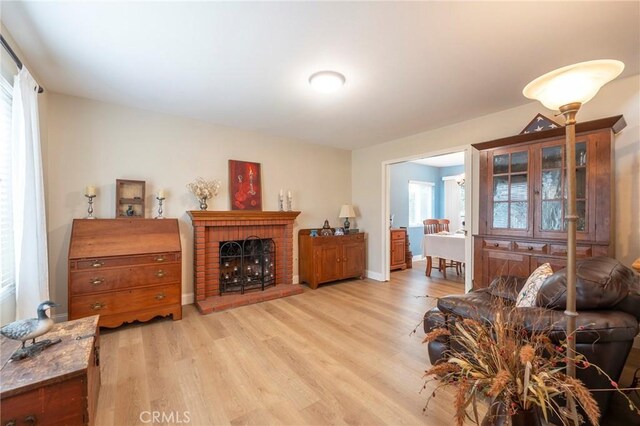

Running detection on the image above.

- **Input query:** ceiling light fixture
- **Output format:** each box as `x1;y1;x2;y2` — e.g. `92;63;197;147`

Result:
309;71;346;93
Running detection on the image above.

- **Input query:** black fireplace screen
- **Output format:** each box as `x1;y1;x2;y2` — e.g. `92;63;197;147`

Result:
219;236;275;295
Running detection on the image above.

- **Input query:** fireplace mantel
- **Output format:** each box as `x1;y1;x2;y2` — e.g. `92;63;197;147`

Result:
188;210;302;313
188;210;301;221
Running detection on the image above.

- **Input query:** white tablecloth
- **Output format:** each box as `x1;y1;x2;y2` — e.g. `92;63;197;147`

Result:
422;234;466;263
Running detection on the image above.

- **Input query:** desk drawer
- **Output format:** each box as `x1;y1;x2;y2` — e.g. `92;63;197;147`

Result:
70;263;180;295
70;284;180;318
73;252;179;270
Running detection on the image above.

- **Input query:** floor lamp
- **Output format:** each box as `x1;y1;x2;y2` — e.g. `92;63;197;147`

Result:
523;59;624;419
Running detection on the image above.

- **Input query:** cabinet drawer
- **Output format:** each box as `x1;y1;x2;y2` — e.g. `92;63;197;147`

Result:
514;241;547;254
391;230;405;240
73;252;179;270
549;244;592;258
483;239;512;251
71;284;180;318
70;263;181;295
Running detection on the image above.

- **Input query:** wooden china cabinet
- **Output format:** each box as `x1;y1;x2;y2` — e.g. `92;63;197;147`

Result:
472;115;625;288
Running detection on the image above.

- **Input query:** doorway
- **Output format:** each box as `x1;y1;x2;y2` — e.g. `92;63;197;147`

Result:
383;148;473;291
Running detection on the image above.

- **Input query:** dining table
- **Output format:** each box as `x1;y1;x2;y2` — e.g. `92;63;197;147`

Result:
423;233;466;279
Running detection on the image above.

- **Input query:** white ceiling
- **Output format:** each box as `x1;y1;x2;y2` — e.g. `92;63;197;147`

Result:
2;1;638;150
411;151;465;168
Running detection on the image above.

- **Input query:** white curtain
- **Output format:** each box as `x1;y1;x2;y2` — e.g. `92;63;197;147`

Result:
12;67;49;320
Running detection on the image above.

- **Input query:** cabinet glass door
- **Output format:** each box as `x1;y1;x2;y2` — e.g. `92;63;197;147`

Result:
491;150;529;231
539;141;587;233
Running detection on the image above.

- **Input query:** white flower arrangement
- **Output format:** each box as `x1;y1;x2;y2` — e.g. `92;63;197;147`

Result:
186;177;221;201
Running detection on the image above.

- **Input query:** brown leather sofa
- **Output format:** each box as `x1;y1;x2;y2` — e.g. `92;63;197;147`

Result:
424;256;640;419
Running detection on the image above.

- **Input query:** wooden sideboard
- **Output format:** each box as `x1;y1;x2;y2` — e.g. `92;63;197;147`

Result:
472;115;625;288
68;219;182;327
390;228;407;271
1;316;100;426
298;229;365;289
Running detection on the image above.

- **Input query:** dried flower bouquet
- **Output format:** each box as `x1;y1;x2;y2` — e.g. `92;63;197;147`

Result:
422;297;639;426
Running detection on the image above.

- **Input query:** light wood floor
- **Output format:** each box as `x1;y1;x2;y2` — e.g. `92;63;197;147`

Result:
95;262;465;426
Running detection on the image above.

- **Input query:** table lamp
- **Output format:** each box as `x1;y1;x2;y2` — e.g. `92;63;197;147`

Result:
339;204;356;232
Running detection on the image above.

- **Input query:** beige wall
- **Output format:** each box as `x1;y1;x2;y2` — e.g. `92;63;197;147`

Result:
45;93;352;317
353;74;640;280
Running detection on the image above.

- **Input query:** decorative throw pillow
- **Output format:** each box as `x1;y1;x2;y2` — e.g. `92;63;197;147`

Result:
515;263;554;307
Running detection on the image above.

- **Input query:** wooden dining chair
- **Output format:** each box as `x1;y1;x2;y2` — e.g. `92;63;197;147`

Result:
423;219;439;235
424;218;461;278
437;219;462;276
437;219;450;233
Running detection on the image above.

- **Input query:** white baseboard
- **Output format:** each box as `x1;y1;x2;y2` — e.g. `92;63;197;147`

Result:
182;293;194;305
366;270;385;282
293;275;299;285
52;313;68;323
413;254;425;261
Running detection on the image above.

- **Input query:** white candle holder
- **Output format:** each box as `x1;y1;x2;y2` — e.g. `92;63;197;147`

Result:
156;197;165;219
278;195;284;211
85;194;96;219
286;194;292;211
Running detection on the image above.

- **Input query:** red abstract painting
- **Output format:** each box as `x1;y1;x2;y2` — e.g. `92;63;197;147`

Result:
229;160;262;210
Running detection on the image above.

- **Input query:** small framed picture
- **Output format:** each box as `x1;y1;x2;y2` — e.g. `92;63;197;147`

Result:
334;227;345;236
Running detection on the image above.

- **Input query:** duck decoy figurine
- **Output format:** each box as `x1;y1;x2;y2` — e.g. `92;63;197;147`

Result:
1;301;59;348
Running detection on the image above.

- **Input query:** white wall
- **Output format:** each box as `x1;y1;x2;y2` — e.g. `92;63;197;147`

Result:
353;74;640;280
45;93;352;317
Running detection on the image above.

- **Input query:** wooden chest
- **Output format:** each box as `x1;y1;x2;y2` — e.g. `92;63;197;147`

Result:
390;229;407;271
68;219;182;328
1;316;100;426
298;229;365;289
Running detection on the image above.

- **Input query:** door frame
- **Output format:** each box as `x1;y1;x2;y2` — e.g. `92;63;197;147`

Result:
381;146;474;292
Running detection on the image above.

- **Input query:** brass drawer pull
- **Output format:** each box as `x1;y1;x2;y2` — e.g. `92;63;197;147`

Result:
155;270;165;278
527;246;534;251
90;302;105;310
90;278;104;285
155;293;166;300
155;256;165;262
5;420;17;426
24;415;36;425
494;243;499;247
92;260;104;268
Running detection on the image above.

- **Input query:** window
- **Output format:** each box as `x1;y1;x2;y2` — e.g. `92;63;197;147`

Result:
408;180;434;227
0;74;14;295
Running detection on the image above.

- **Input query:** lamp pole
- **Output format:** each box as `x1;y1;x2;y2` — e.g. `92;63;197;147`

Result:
559;102;580;378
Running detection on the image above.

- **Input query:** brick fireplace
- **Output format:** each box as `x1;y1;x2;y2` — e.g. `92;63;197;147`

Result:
187;210;303;313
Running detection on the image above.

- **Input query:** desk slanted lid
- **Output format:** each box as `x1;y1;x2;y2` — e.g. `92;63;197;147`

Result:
69;218;181;259
0;315;99;398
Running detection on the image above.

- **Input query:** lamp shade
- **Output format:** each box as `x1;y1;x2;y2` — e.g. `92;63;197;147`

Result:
523;60;624;110
339;204;356;218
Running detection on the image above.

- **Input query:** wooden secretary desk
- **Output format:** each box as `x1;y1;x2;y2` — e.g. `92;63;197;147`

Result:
472;115;625;288
68;219;182;327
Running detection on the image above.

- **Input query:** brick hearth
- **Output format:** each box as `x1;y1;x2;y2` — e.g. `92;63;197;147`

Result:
188;210;303;313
